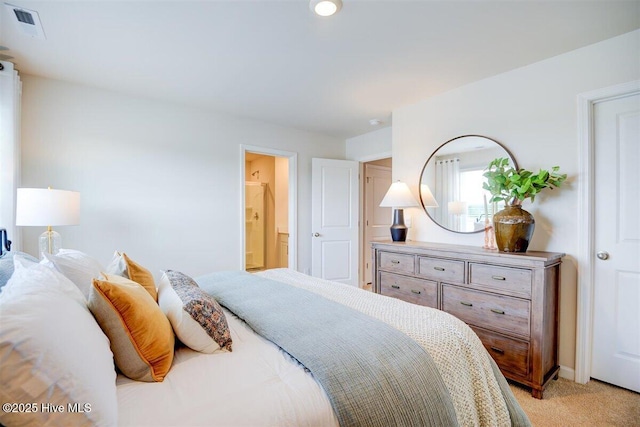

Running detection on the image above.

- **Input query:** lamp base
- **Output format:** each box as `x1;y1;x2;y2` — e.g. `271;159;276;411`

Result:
390;209;408;242
39;229;62;258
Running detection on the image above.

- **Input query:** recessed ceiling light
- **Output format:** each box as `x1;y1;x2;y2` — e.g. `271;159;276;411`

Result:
310;0;342;17
369;119;382;126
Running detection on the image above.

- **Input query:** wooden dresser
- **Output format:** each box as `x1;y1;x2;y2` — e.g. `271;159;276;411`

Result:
372;240;564;399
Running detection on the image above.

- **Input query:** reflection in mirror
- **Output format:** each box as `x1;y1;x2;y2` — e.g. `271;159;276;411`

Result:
419;135;517;234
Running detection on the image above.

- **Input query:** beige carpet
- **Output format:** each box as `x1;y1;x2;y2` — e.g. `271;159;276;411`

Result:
510;378;640;426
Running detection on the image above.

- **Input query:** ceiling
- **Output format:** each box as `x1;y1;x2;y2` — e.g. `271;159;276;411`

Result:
1;1;639;139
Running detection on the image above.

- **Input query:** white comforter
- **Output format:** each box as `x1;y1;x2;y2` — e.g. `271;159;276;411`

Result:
117;305;338;426
117;268;512;426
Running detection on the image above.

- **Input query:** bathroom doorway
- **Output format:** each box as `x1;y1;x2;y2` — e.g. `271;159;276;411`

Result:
245;181;267;270
244;150;291;272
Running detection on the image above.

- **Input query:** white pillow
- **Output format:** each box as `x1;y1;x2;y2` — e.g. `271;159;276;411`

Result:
105;250;128;278
0;259;118;427
40;249;105;300
158;271;231;354
1;254;86;306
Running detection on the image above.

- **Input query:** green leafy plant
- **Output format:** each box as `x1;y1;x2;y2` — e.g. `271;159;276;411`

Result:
483;158;567;206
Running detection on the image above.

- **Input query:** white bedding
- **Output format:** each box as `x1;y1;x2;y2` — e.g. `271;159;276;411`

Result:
117;268;516;426
116;307;338;426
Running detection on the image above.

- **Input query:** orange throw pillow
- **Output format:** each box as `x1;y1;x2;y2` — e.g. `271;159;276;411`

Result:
122;253;158;301
89;274;174;382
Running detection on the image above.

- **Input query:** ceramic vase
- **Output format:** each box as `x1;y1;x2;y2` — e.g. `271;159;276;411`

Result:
493;205;535;253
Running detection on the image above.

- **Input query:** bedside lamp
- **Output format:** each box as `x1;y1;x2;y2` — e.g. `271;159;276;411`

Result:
16;188;80;257
379;181;419;242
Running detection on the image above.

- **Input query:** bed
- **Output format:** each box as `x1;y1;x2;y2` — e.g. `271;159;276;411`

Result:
0;250;530;427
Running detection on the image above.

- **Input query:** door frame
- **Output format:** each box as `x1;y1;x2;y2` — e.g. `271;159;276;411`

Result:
362;162;392;288
240;145;298;271
575;80;640;384
355;152;392;287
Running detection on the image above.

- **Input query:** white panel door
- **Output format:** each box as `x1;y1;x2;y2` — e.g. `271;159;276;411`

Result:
363;164;392;287
591;92;640;392
311;158;359;286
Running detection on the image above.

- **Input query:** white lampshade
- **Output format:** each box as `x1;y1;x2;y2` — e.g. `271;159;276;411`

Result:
16;188;81;226
448;201;468;215
379;181;419;209
420;184;439;208
16;188;80;257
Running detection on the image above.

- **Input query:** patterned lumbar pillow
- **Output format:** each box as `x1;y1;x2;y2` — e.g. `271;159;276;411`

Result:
105;251;157;301
158;270;232;353
89;274;174;382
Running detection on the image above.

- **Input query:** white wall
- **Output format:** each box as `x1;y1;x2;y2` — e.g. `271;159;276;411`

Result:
345;126;392;161
393;29;640;373
19;76;344;277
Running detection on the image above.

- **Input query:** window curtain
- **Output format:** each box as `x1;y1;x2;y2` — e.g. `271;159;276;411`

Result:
0;61;22;251
434;158;460;229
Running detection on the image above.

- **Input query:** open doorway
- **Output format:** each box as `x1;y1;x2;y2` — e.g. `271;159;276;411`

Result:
242;148;296;272
361;158;392;289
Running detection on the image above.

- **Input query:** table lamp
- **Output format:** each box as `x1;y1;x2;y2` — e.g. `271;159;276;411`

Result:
420;184;439;211
379;181;419;242
448;201;467;232
16;188;80;257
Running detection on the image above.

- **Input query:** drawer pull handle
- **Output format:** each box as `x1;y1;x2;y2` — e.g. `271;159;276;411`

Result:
391;285;400;289
460;301;473;307
492;275;506;281
491;308;505;315
391;260;400;264
490;347;505;354
411;289;421;295
434;266;445;271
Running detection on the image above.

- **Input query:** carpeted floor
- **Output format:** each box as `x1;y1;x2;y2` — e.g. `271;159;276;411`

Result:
510;378;640;426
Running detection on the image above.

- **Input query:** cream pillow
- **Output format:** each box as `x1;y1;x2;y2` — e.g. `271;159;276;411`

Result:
0;256;118;427
41;249;104;300
1;254;86;305
158;270;232;354
105;251;157;301
89;274;174;382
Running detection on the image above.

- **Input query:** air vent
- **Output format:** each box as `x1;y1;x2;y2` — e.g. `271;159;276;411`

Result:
4;3;46;39
14;9;35;25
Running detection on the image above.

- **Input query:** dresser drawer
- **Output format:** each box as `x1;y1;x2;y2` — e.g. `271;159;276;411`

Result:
442;285;530;339
379;272;438;308
417;257;464;283
471;326;530;378
469;264;532;298
379;252;415;275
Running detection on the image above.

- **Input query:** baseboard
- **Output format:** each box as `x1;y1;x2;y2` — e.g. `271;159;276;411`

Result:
559;365;575;381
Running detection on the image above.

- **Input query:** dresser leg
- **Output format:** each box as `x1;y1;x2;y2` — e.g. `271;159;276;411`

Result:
531;388;544;399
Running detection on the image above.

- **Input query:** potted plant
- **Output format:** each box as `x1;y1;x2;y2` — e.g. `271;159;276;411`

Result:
483;158;567;252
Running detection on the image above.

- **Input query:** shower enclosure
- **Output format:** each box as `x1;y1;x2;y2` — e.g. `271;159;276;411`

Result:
245;182;267;270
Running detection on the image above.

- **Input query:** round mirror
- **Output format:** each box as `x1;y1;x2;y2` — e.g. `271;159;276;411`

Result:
419;135;517;234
